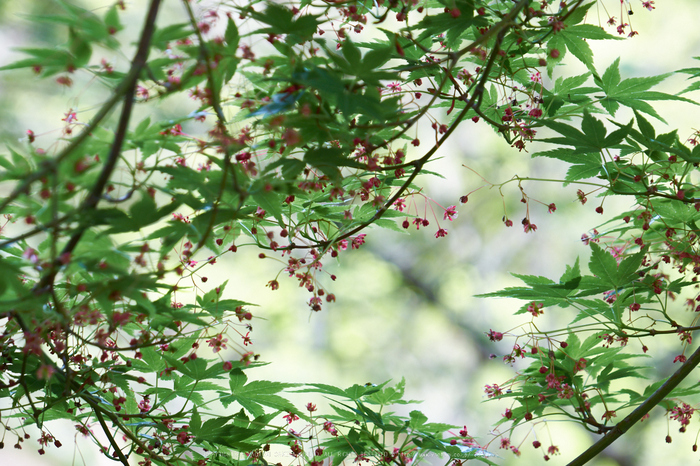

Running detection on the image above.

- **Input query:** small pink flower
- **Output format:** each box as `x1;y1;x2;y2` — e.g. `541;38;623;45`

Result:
56;76;73;87
37;364;56;380
616;23;629;35
443;205;458;221
206;334;228;353
136;86;150;99
523;222;537;233
484;384;503;398
176;431;190;445
62;109;78;124
138;397;151;413
281;128;301;146
528;108;543;118
22;247;39;264
387;82;402;93
527;302;543;317
351;234;366;249
577;189;588;205
670;403;695;426
487;329;503;342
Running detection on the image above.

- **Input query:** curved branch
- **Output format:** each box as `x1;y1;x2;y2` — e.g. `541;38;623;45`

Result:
283;3;524;252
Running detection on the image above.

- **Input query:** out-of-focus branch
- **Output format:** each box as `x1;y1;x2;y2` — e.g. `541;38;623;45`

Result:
32;0;163;295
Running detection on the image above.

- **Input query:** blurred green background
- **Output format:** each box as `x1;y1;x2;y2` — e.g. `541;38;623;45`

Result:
1;1;700;465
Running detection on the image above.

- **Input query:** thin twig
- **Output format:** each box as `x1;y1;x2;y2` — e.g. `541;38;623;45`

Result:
181;0;248;252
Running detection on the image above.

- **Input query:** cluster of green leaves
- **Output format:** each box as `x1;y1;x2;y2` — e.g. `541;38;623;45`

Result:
1;0;700;465
478;42;700;464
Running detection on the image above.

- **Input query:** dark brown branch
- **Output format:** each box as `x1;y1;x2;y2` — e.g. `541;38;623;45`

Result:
567;343;700;466
32;0;163;295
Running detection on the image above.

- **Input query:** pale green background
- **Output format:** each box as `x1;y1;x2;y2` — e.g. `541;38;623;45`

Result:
1;1;699;465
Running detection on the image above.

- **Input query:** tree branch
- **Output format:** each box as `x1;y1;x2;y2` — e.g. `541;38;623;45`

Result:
567;343;700;466
32;0;163;295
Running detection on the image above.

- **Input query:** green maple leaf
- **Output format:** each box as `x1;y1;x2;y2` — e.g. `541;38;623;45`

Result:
594;58;697;122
